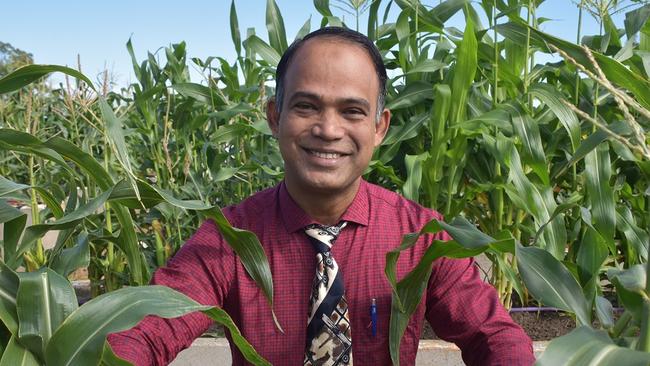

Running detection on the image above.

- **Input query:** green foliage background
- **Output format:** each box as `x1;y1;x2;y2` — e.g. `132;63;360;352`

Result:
1;0;650;364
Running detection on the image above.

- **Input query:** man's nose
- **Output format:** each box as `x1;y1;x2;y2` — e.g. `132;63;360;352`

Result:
311;109;344;140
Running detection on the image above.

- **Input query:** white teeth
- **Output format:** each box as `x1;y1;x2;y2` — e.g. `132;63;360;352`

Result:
310;150;341;159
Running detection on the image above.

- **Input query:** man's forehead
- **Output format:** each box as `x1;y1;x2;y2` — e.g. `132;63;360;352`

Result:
289;37;370;66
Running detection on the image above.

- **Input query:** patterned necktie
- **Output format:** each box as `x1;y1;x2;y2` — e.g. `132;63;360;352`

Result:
303;222;352;366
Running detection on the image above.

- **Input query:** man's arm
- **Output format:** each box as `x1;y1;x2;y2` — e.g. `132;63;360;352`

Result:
425;256;535;366
108;219;236;366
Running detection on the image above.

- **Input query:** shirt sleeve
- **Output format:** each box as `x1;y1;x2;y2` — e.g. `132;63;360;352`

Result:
107;219;236;366
425;249;535;366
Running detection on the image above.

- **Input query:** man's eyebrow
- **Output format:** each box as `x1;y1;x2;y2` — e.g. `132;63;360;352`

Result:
288;91;371;110
339;97;370;111
288;91;320;103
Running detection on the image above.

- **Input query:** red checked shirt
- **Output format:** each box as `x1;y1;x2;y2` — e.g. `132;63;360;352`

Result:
109;180;534;365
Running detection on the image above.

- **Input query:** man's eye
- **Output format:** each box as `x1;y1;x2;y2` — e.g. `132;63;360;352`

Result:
344;109;366;116
295;103;316;110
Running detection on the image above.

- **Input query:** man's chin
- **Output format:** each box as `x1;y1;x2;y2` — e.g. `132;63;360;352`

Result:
292;175;360;195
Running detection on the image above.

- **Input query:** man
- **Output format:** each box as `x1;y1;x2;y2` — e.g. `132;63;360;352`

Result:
109;27;534;365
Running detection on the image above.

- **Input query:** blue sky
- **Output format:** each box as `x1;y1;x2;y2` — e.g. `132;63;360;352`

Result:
2;0;629;88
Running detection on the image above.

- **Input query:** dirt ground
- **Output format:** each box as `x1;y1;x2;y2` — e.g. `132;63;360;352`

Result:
419;310;576;341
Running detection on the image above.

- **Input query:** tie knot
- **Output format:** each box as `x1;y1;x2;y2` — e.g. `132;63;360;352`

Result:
304;222;347;251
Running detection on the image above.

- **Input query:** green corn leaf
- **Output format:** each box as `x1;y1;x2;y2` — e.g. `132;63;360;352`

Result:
406;59;446;75
458;107;513;134
381;114;427;147
0;131;146;284
504;36;527;77
608;266;645;322
495;21;650;109
576;227;608;287
209;103;256;123
320;15;344;27
617;205;650;264
0;336;39;366
230;0;242;56
105;179;280;332
244;35;281;66
49;232;91;278
0;177;62;219
17;188;113;261
44;286;270;366
0;129;73;175
386;81;434;110
516;245;590;326
386;216;506;365
428;84;451;183
395;0;467;31
476;42;524;92
0;263;19;337
584;143;616;244
528;83;580;152
536;326;650;366
431;0;469;25
449;16;477;124
610;265;646;293
17;268;78;361
202;208;281;333
125;39;144;87
395;9;411;72
492;252;526;302
0;176;29;197
502;102;548;185
202;307;271;366
367;0;381;40
313;0;333;17
100;341;132;366
394;0;441;29
0;202;27;269
0;64;95;95
379;114;428;163
266;0;288;53
603;12;621;50
553;121;631;180
595;296;615;330
501;136;566;259
402;152;428;202
41;137;148;285
215;167;241;182
624;4;650;40
172;82;226;107
98;97;141;203
295;17;311;41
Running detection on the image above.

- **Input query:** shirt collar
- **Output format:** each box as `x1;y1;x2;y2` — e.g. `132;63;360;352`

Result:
279;179;370;233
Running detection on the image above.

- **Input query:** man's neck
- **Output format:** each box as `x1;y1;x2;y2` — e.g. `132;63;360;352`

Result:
285;179;361;226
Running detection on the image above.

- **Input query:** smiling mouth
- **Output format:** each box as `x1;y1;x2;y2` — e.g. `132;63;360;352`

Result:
305;148;347;159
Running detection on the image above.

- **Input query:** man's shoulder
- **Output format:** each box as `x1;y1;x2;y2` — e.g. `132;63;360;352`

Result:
363;181;443;222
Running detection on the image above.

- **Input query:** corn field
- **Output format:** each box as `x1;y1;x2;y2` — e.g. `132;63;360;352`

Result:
1;0;650;364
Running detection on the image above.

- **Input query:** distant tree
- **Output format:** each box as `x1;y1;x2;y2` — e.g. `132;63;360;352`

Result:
0;41;33;77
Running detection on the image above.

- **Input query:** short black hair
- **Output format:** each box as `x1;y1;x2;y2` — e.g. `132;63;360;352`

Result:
274;26;388;121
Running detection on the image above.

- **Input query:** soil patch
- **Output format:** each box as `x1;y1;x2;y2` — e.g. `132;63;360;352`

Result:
419;310;575;341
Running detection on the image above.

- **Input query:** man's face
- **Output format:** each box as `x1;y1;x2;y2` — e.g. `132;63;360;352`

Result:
267;38;390;197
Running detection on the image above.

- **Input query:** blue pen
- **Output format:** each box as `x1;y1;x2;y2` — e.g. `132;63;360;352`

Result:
370;298;377;337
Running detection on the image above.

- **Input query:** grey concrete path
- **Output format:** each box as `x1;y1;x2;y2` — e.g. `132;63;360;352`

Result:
170;338;547;365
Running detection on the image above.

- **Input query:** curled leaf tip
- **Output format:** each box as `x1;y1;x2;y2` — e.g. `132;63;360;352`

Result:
272;311;284;334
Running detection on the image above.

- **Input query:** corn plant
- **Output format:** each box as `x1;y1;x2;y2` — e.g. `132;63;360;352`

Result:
1;0;650;364
0;66;279;365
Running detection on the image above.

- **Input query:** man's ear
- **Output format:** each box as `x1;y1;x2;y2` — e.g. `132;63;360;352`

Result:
266;97;280;138
373;108;391;147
